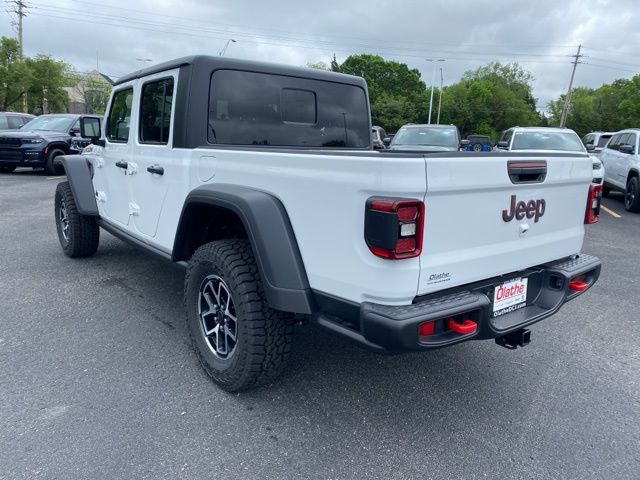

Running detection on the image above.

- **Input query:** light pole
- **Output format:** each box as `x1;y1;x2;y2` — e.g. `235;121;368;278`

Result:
219;39;236;57
436;67;444;125
426;58;444;124
136;58;152;68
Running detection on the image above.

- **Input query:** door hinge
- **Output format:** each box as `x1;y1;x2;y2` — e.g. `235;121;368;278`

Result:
95;190;106;203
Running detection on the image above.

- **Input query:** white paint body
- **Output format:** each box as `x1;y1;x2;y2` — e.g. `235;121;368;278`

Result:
600;129;640;190
86;72;592;307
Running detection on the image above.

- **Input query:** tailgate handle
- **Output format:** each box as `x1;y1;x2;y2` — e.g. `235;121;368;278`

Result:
507;161;547;184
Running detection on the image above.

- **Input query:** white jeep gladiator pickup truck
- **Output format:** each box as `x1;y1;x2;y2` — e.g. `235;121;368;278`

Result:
54;56;602;391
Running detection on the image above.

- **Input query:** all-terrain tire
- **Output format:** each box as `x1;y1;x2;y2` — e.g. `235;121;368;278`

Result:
45;149;65;175
0;166;16;173
624;176;640;212
54;181;99;257
185;239;293;392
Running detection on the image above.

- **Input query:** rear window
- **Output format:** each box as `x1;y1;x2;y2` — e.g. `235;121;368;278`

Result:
208;70;369;148
391;127;458;147
511;131;584;152
597;135;611;147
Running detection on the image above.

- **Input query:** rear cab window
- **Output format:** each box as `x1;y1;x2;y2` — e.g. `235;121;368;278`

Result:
208;70;370;148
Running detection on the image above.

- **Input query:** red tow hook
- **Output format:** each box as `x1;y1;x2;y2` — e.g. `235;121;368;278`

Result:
568;279;589;292
446;318;477;335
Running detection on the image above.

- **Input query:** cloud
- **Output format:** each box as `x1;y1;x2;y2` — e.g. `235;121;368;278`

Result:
1;0;638;111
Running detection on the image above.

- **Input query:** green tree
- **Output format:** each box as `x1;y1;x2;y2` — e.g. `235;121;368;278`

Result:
0;37;32;111
334;54;429;131
440;62;540;139
26;54;70;114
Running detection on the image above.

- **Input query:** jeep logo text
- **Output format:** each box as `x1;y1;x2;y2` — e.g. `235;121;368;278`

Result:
502;195;546;223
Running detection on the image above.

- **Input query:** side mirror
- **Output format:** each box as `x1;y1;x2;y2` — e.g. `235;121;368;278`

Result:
383;137;391;146
497;141;509;149
460;139;470;147
619;144;634;154
585;143;596;152
80;117;104;146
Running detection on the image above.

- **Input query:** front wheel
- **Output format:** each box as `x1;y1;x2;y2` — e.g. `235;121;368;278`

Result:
625;176;640;212
185;239;293;392
45;149;65;175
55;181;100;257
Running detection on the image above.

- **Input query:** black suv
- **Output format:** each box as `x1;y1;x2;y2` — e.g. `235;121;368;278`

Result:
0;114;101;174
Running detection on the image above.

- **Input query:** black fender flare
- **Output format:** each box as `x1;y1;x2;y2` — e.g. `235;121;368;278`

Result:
174;184;315;314
59;155;98;216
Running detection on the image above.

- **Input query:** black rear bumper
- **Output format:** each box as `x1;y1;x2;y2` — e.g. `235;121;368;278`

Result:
316;254;601;353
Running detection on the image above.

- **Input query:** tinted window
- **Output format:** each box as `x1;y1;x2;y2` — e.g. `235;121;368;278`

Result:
281;88;316;124
7;115;25;129
617;133;631;149
391;126;458;147
0;114;8;129
608;134;621;150
511;131;584;152
597;134;611;148
140;78;174;144
208;70;369;148
106;88;134;142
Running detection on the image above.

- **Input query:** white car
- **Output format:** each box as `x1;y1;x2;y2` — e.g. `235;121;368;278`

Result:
582;131;616;156
53;56;602;391
496;127;605;184
600;128;640;211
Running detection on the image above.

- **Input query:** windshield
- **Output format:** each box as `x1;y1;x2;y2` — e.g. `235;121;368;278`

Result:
597;135;612;148
391;127;458;147
21;116;74;132
511;131;585;152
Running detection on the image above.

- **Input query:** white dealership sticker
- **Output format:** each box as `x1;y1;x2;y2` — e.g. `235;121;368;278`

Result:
492;277;528;317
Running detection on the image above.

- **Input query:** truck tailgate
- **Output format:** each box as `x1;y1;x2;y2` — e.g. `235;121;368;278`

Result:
418;153;592;296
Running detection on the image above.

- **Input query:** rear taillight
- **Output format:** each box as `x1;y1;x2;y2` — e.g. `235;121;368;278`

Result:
585;183;602;224
365;197;425;259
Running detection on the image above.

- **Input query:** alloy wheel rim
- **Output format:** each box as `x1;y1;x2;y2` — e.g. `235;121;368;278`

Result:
198;275;238;359
626;182;636;208
59;201;70;242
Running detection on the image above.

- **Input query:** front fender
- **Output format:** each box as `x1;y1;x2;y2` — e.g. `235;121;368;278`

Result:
58;155;98;216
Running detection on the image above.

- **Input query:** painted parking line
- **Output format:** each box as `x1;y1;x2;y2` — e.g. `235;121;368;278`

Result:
46;176;66;180
601;205;622;218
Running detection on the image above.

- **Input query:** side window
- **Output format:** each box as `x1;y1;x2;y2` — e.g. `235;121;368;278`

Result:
582;134;594;146
608;134;620;150
6;115;24;129
0;115;8;129
618;133;631;149
69;120;80;135
139;78;174;144
208;69;370;148
626;133;637;153
502;129;513;146
106;88;134;143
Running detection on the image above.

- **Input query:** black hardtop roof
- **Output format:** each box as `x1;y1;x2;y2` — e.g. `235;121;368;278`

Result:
114;55;367;88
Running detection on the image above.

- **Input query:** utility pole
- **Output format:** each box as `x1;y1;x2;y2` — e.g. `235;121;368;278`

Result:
9;1;27;56
426;58;444;124
560;44;583;128
436;67;444;125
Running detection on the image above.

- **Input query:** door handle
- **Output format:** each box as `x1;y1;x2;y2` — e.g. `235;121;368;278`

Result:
146;165;164;175
115;160;128;169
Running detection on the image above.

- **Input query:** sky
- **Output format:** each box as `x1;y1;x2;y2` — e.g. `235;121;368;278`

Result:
1;0;638;113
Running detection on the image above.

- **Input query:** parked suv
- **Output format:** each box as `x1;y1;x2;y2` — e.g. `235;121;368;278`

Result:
372;125;387;149
53;56;601;391
497;127;604;184
0;113;101;174
0;112;34;131
582;131;615;155
600;128;640;211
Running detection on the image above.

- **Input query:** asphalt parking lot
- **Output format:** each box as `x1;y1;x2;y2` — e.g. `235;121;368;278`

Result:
1;170;638;480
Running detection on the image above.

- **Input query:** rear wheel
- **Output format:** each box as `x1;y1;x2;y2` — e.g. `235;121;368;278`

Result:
624;176;640;212
45;149;65;176
55;181;100;257
185;239;293;391
0;166;16;173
